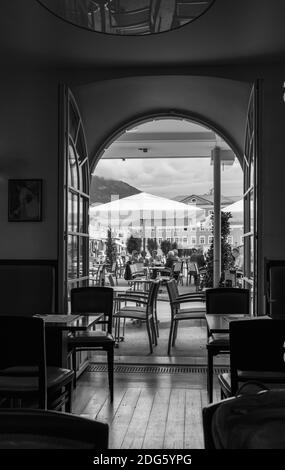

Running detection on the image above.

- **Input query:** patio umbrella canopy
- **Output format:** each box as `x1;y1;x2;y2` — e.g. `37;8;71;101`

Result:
222;199;243;224
90;192;204;230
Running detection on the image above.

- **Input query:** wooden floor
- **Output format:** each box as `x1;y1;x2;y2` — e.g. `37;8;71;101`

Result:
72;370;220;449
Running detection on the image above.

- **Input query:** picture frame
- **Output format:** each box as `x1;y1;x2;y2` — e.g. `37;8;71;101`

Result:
8;179;43;222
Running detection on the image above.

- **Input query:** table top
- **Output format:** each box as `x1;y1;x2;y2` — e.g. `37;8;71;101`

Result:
206;314;251;334
34;313;104;330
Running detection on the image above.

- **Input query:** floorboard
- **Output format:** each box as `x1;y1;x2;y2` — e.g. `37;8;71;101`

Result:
72;369;220;449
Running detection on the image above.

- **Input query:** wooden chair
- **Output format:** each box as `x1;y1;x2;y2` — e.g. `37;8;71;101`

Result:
0;408;108;449
166;279;206;355
218;318;285;398
114;281;159;354
206;287;250;403
264;258;285;318
0;316;73;411
68;287;114;401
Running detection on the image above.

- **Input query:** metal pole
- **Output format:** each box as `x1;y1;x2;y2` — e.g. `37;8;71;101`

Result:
213;147;221;287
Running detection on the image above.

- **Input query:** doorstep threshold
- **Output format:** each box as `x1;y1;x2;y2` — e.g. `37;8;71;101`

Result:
91;355;229;367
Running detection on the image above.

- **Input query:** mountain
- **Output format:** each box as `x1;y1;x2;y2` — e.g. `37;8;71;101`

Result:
90;175;141;204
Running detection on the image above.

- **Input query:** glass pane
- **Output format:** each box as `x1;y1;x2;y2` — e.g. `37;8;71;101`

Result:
250;235;254;279
68;192;77;232
76;128;87;164
78;158;83;191
67;235;78;279
68;142;78;189
79;237;84;277
81;161;89;194
250;158;254;187
69;102;79;142
249;190;254;233
79;196;84;233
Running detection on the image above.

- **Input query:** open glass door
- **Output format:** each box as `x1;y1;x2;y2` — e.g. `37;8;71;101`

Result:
62;87;90;310
243;83;258;314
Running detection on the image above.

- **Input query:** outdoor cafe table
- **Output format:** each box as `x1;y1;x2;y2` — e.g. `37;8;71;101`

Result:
34;314;104;368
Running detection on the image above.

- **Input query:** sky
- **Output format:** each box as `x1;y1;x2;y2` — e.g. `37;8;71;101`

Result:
94;157;243;199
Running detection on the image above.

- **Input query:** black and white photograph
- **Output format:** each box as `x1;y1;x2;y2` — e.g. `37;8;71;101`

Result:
8;179;42;222
1;0;285;459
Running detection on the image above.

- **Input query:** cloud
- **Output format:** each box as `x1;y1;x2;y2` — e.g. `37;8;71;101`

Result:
95;157;243;198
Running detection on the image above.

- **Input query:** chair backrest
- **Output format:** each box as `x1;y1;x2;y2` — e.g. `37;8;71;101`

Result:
0;316;47;408
188;261;198;274
0;409;108;449
230;319;285;394
205;287;250;315
146;281;159;312
71;286;114;333
173;261;182;273
166;279;177;304
264;259;285;318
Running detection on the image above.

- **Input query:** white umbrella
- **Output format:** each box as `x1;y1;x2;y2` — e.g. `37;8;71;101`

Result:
222;199;243;224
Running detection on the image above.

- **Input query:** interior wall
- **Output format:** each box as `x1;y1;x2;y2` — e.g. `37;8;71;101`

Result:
1;65;285;314
72;75;251;169
257;72;285;312
0;72;59;259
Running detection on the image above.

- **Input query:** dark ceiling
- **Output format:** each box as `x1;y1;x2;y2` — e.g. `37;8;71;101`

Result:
1;0;285;68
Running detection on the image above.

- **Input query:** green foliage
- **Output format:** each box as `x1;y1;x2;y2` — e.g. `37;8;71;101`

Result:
106;227;117;266
147;238;158;254
126;235;142;254
204;212;234;287
160;239;172;256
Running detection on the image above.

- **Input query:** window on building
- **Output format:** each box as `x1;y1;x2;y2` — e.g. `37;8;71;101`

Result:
199;236;205;245
200;223;205;231
191;237;196;245
183;237;187;244
208;236;214;244
227;236;233;245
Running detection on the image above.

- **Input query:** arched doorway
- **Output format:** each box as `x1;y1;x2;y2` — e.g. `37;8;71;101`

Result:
88;115;243;358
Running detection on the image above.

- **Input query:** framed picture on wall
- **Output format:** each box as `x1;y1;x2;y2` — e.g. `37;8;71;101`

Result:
8;179;43;222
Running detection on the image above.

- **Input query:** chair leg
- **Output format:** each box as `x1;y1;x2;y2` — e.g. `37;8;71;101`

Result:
150;316;157;346
65;381;73;413
172;321;178;346
207;348;214;403
146;319;153;354
107;347;114;403
168;319;174;355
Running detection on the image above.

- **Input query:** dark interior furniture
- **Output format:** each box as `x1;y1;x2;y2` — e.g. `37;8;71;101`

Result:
205;287;250;403
109;1;152;35
0;260;57;314
218;318;285;398
0;408;108;449
68;286;115;401
264;258;285;318
114;280;159;354
166;279;206;355
0;316;74;411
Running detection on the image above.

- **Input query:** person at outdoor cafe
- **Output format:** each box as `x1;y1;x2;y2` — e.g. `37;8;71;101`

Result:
232;247;243;272
149;250;161;278
124;250;139;280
